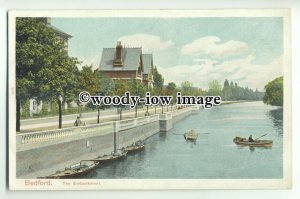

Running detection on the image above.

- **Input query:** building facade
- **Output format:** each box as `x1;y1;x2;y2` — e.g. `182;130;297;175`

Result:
99;42;154;88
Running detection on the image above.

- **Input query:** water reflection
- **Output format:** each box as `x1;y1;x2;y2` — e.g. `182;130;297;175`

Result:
159;131;167;140
267;108;283;135
185;140;197;148
249;146;272;153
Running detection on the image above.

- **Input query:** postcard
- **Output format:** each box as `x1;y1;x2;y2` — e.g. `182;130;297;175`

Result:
8;9;292;190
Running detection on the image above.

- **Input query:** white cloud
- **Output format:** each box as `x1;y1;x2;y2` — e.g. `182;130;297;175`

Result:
181;36;249;58
159;55;283;91
118;33;174;53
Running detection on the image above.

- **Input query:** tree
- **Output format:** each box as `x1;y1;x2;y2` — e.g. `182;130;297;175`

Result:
40;53;79;128
223;79;229;87
263;76;283;106
152;66;164;94
128;79;145;117
222;79;232;100
114;80;130;120
97;73;115;123
207;80;222;96
16;18;79;130
181;81;193;95
166;82;176;94
79;66;100;96
78;66;101;111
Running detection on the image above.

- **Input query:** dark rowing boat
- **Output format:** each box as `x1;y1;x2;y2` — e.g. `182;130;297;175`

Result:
233;137;273;147
92;149;128;163
123;140;145;153
40;160;99;179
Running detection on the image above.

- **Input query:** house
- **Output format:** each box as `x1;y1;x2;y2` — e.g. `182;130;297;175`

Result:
99;41;154;88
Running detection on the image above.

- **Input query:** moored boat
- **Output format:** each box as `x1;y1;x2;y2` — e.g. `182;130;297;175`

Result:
233;137;273;147
92;149;128;163
184;129;198;140
124;140;145;153
40;160;99;179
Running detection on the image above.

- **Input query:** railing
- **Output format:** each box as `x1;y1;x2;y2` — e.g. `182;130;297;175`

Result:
16;107;195;148
17;115;160;147
17;122;114;146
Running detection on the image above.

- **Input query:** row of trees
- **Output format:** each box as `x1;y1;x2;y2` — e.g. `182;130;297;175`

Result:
159;79;263;103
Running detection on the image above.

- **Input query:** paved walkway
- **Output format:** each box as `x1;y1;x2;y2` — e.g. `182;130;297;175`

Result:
20;106;173;132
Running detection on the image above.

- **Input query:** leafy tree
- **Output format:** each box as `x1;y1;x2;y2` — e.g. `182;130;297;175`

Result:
16;18;79;129
99;73;115;96
79;66;100;95
223;79;229;87
207;80;222;96
166;82;176;94
40;53;79;128
114;79;130;96
128;79;145;117
96;73;115;123
78;66;101;111
181;81;193;95
222;79;232;100
263;76;283;106
152;66;164;94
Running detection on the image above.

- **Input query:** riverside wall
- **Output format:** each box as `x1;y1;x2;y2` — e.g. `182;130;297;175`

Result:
16;106;199;178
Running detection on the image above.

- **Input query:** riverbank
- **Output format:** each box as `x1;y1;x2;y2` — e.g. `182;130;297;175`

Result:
17;105;199;178
221;100;259;105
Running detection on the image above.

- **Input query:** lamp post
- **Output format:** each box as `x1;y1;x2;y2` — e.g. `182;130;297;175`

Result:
58;95;63;129
119;106;123;120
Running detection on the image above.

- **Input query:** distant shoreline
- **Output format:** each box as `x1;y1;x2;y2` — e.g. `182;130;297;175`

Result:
221;100;262;105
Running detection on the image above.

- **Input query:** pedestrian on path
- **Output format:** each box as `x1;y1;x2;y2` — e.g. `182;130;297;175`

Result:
74;116;82;127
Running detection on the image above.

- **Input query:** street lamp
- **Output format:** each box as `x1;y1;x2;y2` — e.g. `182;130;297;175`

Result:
58;95;63;129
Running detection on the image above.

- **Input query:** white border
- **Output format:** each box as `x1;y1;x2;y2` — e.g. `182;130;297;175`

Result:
8;9;292;190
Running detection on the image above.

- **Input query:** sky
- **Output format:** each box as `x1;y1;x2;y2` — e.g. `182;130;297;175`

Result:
52;17;283;91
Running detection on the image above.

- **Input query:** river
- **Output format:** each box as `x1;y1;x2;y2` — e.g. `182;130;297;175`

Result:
85;101;283;179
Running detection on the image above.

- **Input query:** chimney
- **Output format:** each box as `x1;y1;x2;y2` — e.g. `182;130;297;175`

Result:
114;41;123;66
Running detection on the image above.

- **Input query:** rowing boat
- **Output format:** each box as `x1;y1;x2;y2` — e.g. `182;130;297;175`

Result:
40;160;99;179
93;149;128;163
233;137;273;147
184;129;198;140
124;140;145;153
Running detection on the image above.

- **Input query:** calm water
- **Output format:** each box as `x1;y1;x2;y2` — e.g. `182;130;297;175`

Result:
86;101;283;179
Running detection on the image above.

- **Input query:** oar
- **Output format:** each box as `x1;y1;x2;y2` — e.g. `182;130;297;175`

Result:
173;132;210;135
254;134;267;141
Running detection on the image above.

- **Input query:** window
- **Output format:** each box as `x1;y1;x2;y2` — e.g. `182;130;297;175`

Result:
32;100;37;111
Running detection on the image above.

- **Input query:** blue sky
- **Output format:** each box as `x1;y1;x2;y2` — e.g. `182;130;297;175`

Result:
52;17;283;91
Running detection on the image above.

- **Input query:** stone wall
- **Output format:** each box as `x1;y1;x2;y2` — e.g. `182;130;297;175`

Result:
16;106;199;178
16;116;159;178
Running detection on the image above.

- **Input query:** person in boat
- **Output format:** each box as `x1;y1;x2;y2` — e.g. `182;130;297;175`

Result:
248;135;254;142
74;116;82;127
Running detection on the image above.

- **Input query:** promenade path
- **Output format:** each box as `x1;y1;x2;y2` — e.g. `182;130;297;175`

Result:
20;106;172;132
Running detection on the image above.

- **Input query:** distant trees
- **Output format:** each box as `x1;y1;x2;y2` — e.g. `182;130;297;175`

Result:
263;76;283;106
220;79;264;101
207;80;222;96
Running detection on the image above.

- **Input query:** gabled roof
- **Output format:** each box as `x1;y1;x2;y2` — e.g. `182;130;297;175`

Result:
142;54;153;75
49;25;72;38
99;47;142;71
